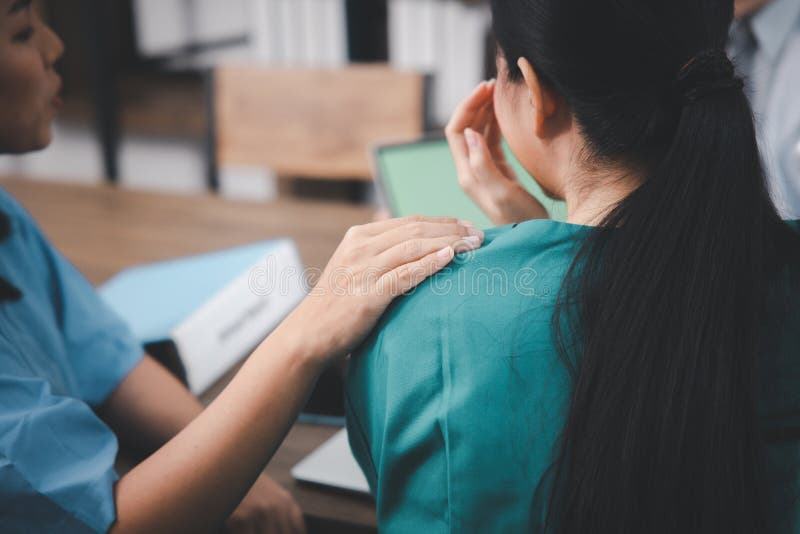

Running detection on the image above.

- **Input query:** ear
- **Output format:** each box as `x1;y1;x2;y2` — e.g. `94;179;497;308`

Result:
517;57;558;138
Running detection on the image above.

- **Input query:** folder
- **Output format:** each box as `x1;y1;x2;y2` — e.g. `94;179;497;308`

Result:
100;239;305;394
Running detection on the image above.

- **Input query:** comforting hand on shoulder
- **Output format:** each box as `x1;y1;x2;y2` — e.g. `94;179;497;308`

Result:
277;216;484;364
445;80;548;226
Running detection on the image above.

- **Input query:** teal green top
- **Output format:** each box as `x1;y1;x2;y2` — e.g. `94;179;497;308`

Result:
346;219;800;533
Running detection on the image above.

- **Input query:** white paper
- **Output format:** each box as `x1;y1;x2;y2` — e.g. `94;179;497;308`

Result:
173;240;305;394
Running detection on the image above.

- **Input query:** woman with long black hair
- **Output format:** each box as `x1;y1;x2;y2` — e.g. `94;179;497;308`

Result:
346;0;800;532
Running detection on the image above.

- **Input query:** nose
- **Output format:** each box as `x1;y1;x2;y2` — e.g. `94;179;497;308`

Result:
40;22;65;69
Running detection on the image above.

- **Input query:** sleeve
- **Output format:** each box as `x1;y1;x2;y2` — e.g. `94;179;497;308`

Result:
0;374;121;534
345;295;451;533
44;245;143;405
11;197;143;406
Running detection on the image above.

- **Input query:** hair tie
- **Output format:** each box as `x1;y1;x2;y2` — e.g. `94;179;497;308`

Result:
674;49;743;104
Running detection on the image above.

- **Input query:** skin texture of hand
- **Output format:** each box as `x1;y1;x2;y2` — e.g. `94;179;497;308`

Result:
277;215;485;365
445;80;550;226
109;216;483;534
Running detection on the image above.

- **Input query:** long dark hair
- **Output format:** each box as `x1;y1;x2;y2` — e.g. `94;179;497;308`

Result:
491;0;799;532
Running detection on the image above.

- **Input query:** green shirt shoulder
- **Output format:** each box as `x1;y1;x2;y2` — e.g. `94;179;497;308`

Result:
346;218;800;533
347;220;586;532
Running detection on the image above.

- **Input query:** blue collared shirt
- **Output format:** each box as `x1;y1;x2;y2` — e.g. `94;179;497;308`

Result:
729;0;800;218
0;188;143;533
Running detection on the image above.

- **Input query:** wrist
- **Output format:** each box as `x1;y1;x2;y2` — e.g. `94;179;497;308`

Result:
266;302;334;371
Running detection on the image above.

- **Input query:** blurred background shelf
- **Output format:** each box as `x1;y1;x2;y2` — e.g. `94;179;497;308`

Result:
1;0;494;204
60;72;208;141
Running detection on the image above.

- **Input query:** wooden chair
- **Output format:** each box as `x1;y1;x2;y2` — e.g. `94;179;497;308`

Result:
206;64;428;191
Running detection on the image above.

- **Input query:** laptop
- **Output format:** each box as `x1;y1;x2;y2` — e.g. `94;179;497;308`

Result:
291;428;371;495
372;136;567;229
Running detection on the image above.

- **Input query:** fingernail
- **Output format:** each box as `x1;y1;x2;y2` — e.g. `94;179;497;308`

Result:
467;227;484;239
437;246;455;264
458;219;475;228
464;235;481;247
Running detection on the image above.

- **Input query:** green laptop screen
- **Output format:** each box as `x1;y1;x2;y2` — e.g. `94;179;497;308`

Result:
375;138;567;229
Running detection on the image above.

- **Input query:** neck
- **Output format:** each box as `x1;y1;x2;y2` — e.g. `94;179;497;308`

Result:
563;164;640;227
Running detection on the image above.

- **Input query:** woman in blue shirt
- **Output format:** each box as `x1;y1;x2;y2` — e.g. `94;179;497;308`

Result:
0;1;485;532
346;0;800;532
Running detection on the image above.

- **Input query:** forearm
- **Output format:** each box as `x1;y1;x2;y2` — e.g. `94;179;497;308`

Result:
104;215;477;533
99;356;204;455
110;320;324;534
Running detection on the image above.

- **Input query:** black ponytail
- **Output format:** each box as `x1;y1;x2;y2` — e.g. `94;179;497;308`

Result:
491;0;800;532
0;210;22;302
550;60;784;534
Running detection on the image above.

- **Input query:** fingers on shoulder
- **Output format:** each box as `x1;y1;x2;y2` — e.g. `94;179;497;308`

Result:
378;245;455;295
355;215;463;239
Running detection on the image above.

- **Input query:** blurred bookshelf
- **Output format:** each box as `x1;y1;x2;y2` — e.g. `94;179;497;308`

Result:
24;0;493;201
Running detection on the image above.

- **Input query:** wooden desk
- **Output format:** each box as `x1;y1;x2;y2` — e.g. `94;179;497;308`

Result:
1;177;378;533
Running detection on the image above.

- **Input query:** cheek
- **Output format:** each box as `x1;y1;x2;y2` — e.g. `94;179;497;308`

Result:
0;49;46;101
0;49;51;152
493;81;560;198
494;83;530;160
493;83;520;143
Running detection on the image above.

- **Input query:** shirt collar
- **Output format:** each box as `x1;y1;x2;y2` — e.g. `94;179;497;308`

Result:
750;0;800;62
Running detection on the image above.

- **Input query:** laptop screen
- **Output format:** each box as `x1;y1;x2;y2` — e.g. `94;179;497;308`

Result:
374;138;567;229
